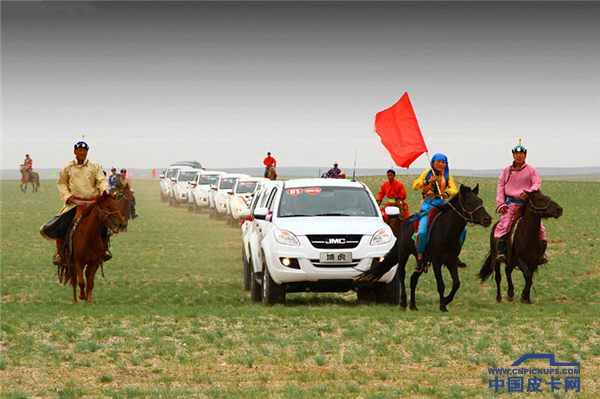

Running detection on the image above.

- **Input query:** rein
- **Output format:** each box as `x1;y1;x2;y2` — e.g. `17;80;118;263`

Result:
446;194;485;224
95;205;122;231
525;197;553;214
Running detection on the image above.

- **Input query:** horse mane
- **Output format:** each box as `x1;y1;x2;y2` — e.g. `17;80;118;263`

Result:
441;185;470;213
79;195;110;218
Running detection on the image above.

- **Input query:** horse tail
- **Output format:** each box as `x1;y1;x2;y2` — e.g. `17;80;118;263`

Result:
477;251;494;283
357;241;399;285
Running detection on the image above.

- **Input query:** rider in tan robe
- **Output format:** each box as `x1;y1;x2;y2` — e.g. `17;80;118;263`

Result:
40;141;111;265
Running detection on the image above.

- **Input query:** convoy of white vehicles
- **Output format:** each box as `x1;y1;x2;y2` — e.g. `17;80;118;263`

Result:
160;162;399;306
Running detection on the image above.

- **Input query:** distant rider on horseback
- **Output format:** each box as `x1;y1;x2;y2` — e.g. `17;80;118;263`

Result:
376;169;409;219
114;168;139;219
23;154;34;181
263;152;277;179
325;162;343;178
40;141;113;266
495;139;547;264
108;167;120;193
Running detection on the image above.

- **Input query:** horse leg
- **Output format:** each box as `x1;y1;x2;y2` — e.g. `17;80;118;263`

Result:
397;252;410;310
443;265;461;309
76;262;87;301
506;265;515;302
69;263;79;303
431;263;448;312
85;262;100;306
409;266;424;311
519;261;533;304
494;261;503;303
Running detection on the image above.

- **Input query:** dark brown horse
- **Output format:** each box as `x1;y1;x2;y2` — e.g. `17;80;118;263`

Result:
20;164;40;193
478;190;563;304
360;185;492;312
116;187;134;230
59;192;126;305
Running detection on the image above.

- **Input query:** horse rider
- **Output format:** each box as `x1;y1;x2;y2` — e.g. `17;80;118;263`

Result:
325;162;343;178
114;168;139;219
495;139;547;264
108;167;120;193
412;153;468;272
263;151;277;178
40;141;113;266
376;169;409;220
23;154;34;181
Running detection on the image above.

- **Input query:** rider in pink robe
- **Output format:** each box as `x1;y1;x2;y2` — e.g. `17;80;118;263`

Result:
495;140;546;263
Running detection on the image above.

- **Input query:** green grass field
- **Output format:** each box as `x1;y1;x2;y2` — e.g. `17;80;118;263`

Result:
1;177;599;398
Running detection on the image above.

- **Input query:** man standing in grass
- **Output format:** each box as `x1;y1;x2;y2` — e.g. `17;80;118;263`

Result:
495;139;547;264
40;141;112;265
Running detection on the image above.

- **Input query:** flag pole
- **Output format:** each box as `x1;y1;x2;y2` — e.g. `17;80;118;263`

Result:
425;152;443;196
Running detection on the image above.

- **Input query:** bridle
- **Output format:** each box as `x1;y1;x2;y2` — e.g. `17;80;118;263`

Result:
525;196;554;214
96;205;122;231
446;193;486;225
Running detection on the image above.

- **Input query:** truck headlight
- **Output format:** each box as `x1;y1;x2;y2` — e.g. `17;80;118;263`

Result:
370;228;393;245
273;228;300;246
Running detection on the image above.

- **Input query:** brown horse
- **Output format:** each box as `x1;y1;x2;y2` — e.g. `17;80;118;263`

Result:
59;192;126;305
478;190;563;304
267;166;277;181
116;187;135;230
20;164;40;193
382;202;407;237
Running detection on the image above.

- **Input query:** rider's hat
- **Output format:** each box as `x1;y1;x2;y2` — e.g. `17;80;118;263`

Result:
334;161;338;166
512;138;527;154
111;167;116;171
74;141;89;150
26;154;30;157
120;169;127;173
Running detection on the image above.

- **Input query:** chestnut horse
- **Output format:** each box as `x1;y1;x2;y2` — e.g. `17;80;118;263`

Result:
20;164;40;193
267;166;277;181
116;187;134;230
58;192;126;305
360;185;492;312
478;190;563;304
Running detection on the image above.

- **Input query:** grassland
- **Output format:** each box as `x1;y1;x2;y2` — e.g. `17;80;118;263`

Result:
1;176;599;398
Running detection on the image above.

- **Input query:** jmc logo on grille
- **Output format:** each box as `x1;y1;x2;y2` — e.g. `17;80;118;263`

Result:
326;238;346;244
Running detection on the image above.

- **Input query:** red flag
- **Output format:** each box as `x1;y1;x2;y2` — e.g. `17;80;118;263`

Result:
374;93;428;168
152;169;156;179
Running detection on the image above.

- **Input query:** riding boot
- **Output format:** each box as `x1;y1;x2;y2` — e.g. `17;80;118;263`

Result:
102;236;112;262
457;258;468;269
53;238;66;266
414;258;427;273
539;240;548;265
131;202;139;219
496;239;507;263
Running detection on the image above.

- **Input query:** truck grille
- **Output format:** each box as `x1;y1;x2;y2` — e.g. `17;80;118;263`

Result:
306;235;362;249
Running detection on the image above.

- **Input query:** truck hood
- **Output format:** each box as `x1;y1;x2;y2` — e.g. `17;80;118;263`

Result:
273;216;388;236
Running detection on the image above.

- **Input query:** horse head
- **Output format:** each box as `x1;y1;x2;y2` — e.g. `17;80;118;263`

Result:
523;190;563;219
96;191;127;232
455;184;492;227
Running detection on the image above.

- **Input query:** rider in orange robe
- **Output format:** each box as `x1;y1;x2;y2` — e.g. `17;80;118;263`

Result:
376;169;409;218
263;151;277;178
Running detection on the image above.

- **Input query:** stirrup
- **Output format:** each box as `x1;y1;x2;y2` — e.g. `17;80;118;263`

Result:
414;260;427;273
539;257;548;265
496;253;506;263
132;213;139;219
102;251;112;262
457;259;468;269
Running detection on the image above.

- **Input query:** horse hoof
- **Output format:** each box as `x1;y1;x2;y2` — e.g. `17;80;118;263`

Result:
440;307;448;313
520;297;532;304
410;306;419;311
399;305;407;311
496;298;502;303
507;296;514;302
